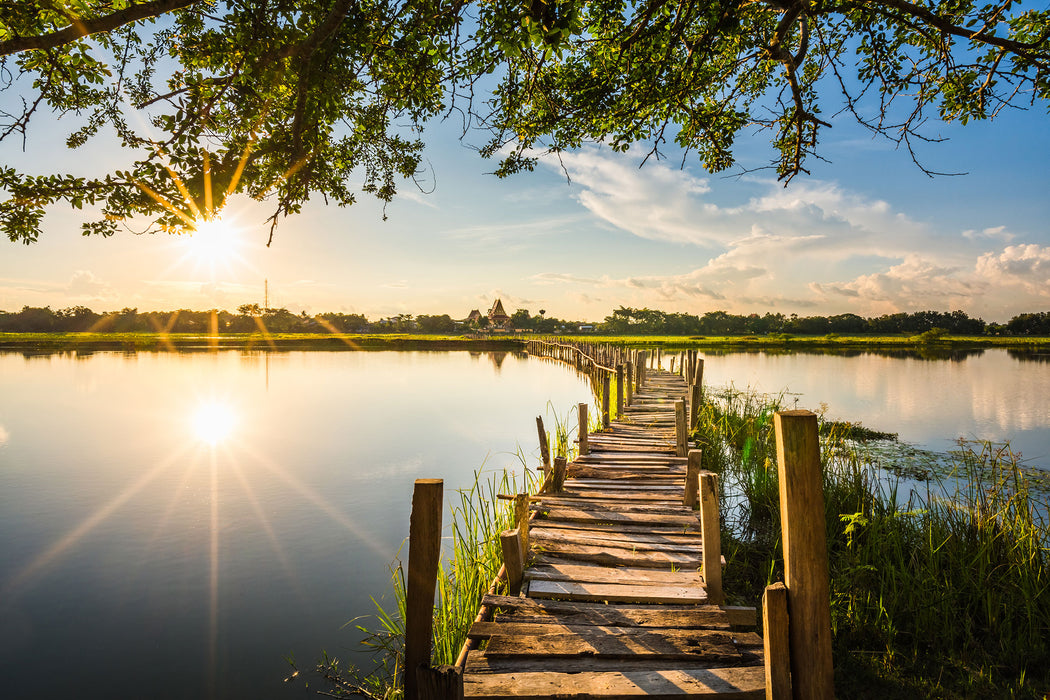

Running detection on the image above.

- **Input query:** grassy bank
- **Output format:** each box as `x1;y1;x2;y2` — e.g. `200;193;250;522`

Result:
0;332;521;352
548;333;1050;352
695;387;1050;698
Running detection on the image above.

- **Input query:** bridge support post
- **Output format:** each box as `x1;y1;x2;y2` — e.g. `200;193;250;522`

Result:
602;374;611;430
674;400;688;457
699;472;723;605
774;410;834;700
625;360;633;406
405;479;443;700
500;527;525;596
616;364;624;419
577;403;589;455
763;582;791;700
536;416;550;474
684;449;702;508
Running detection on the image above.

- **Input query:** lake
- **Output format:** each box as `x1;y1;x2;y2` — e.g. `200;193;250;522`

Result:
1;346;1047;699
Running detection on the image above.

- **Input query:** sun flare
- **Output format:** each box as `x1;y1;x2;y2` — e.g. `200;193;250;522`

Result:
186;217;239;265
192;401;237;445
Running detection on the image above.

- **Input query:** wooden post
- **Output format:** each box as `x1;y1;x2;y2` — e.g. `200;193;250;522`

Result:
637;352;646;388
684;449;702;508
763;582;791;700
578;403;589;455
500;527;525;596
552;456;567;492
417;665;464;700
514;493;530;553
602;373;611;430
690;383;702;431
674;399;688;457
405;479;443;700
536;416;550;474
774;411;834;700
694;357;705;388
699;472;723;605
616;364;624;419
625;360;633;406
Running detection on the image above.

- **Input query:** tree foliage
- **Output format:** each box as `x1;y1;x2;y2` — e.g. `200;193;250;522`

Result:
1;0;1047;244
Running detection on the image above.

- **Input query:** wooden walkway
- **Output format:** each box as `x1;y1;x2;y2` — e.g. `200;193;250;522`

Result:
460;368;766;698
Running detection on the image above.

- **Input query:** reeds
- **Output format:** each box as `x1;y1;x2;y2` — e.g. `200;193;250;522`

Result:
692;385;1050;697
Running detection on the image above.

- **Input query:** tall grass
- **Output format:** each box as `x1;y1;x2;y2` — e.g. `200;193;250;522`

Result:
693;386;1050;698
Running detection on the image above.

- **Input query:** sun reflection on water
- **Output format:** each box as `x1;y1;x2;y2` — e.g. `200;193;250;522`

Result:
192;400;237;445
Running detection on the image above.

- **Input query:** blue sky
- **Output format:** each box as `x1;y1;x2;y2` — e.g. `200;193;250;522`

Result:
1;82;1048;323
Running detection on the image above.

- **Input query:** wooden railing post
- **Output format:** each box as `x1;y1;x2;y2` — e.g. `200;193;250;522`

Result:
536;416;550;474
616;364;624;419
551;456;567;492
578;403;589;455
405;479;443;700
637;352;646;388
699;472;723;605
693;357;705;388
684;449;702;508
514;493;530;553
417;665;464;700
674;399;688;457
763;582;791;700
500;527;525;596
773;411;834;700
689;383;702;431
625;360;633;406
602;373;611;430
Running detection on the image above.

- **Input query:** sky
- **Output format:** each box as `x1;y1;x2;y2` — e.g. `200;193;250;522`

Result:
1;66;1049;324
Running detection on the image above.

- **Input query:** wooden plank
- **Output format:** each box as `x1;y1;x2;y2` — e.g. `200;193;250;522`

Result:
528;579;706;603
482;595;731;629
530;518;699;536
531;529;703;554
524;562;703;587
465;655;762;675
530;526;702;546
462;666;766;699
482;626;738;660
532;544;700;569
537;507;699;527
532;499;695;515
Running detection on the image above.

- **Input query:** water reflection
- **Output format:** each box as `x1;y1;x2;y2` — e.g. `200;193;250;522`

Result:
192;400;237;445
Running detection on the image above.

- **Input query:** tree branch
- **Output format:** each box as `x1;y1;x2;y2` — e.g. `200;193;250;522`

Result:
0;0;202;57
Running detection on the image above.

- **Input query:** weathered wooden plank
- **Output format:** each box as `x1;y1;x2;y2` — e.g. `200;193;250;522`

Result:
482;595;730;629
533;499;696;516
465;656;762;675
528;579;705;603
482;626;738;660
537;507;699;527
529;526;701;546
533;544;700;569
462;666;766;699
531;529;703;554
524;562;703;587
530;518;699;536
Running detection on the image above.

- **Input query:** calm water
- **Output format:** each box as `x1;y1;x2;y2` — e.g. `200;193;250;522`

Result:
698;348;1050;468
1;347;1047;699
0;350;593;699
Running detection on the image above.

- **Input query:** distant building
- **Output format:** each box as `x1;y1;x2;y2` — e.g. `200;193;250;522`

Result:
466;309;483;325
488;299;511;328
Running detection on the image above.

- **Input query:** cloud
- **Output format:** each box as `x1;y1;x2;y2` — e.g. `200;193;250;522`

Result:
67;270;117;301
975;245;1050;294
963;225;1015;242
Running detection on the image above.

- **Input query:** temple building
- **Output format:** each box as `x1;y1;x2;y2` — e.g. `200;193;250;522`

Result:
488;299;510;328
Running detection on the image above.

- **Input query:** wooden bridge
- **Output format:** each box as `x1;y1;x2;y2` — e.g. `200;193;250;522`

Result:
403;342;834;700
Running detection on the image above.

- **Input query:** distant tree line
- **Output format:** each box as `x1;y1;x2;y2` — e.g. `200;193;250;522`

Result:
598;307;1050;336
2;305;1050;336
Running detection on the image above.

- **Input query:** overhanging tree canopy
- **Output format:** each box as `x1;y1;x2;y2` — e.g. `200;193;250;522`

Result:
1;0;1047;244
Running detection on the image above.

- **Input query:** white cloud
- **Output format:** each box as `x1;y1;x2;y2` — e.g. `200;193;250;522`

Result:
975;244;1050;294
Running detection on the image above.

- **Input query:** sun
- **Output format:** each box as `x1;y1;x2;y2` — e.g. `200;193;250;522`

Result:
186;217;239;265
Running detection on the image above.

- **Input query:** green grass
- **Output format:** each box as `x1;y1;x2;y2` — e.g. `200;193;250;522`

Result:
540;333;1050;350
